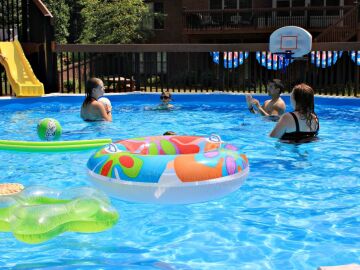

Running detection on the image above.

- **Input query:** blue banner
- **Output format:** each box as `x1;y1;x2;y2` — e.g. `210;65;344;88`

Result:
255;51;292;70
211;51;249;68
310;51;343;68
350;51;360;66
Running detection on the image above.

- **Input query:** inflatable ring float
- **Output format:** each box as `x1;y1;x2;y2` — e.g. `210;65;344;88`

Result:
0;186;119;244
87;135;249;204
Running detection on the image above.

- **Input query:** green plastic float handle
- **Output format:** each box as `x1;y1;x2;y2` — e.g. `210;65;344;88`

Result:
0;139;112;152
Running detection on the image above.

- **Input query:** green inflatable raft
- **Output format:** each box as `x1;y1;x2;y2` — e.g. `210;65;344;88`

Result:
0;186;119;244
0;138;112;152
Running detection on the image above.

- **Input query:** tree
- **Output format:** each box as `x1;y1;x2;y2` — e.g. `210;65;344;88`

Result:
65;0;85;43
78;0;153;44
42;0;70;44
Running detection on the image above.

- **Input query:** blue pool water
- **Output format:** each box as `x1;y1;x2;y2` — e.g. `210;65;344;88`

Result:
0;93;359;270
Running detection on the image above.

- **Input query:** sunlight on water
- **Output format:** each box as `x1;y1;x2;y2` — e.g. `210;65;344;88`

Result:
0;94;359;270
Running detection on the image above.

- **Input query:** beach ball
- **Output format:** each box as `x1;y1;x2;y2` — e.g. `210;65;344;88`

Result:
37;118;62;141
98;97;111;109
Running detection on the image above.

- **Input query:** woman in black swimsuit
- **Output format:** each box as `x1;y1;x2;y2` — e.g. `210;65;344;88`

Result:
270;83;319;142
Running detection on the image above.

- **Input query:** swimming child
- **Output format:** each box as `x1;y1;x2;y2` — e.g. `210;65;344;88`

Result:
81;78;112;121
158;91;174;110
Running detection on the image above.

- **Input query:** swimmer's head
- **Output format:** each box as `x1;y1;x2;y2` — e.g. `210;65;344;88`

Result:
291;83;315;113
267;79;284;96
160;91;172;103
163;131;176;135
86;78;105;100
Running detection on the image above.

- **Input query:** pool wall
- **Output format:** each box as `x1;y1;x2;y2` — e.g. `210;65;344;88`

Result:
0;93;359;107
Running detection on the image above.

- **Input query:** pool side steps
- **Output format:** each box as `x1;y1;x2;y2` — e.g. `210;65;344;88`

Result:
318;264;360;270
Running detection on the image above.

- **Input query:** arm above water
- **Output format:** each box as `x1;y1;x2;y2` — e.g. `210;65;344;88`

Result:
97;102;112;122
269;113;291;138
251;99;270;116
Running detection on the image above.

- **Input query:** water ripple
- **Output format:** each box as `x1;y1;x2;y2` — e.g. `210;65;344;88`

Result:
0;97;359;269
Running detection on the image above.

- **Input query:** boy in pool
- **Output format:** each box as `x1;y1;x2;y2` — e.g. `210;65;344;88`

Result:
158;90;174;109
81;78;112;121
246;79;286;120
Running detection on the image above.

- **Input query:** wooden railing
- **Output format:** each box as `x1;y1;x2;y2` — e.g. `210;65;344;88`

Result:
183;6;355;33
55;43;360;97
314;4;359;42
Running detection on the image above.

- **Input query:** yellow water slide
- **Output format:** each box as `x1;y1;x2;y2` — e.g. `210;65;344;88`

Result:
0;40;44;97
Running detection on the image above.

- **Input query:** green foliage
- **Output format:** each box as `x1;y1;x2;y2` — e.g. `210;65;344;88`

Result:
78;0;153;44
42;0;70;43
65;79;75;91
65;0;85;43
147;75;161;84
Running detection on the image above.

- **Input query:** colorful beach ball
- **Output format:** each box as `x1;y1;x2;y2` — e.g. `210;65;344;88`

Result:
37;118;62;141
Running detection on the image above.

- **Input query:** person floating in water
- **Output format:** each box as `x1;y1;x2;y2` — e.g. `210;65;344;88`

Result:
246;79;286;121
270;83;319;142
81;78;112;122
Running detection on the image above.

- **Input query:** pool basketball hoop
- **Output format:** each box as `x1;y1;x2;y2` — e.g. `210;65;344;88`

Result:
270;26;312;59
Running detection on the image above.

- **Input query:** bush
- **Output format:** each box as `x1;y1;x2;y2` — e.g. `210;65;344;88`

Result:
147;75;160;84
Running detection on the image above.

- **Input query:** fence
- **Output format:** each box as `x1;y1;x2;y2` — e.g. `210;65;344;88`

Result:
55;43;360;96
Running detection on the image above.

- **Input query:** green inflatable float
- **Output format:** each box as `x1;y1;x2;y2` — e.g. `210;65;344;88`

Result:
0;138;112;152
0;185;119;244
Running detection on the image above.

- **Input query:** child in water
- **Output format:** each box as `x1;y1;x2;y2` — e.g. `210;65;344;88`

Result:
81;78;112;122
158;91;174;110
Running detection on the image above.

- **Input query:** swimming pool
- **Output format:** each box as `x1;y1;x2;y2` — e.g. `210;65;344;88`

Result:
0;93;359;269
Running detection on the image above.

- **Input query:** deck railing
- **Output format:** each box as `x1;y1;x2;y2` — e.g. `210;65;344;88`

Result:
55;43;360;97
314;4;359;42
183;6;355;34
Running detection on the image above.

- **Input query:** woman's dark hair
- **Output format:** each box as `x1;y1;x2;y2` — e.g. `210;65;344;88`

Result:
83;78;102;106
292;83;318;130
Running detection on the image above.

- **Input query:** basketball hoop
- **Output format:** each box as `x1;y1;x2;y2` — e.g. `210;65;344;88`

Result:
280;35;298;51
270;26;312;59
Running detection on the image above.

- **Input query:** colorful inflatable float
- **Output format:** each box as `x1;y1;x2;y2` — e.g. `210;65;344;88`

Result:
0;185;119;244
87;135;249;204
